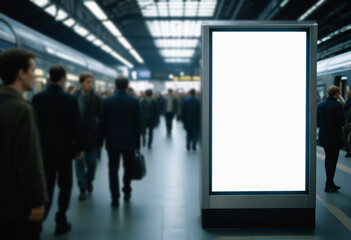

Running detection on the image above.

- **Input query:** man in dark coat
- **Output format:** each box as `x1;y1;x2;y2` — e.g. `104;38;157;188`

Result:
98;76;140;207
163;89;178;135
182;89;200;151
0;49;48;240
317;85;345;192
32;65;83;235
140;89;158;149
73;72;101;201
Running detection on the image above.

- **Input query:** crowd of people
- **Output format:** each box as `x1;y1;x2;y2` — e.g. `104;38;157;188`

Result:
0;48;200;239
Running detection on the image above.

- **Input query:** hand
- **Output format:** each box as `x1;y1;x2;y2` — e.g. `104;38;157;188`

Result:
28;206;45;222
76;151;83;159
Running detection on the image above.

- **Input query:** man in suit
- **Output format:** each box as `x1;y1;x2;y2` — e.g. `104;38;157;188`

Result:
0;49;48;240
32;65;83;235
98;76;140;207
164;89;178;135
140;89;158;149
317;85;345;192
73;73;101;201
182;89;200;151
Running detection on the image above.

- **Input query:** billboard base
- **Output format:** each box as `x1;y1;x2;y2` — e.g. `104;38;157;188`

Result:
201;208;315;228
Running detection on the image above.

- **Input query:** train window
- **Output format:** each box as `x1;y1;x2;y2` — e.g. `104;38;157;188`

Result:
0;20;16;44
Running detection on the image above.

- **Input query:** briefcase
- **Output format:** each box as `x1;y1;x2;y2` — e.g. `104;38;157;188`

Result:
131;152;146;180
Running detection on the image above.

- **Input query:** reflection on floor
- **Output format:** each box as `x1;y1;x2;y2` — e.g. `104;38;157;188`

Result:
41;120;351;239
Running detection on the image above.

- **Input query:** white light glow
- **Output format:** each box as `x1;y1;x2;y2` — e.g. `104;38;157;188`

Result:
155;39;198;48
44;5;57;17
30;0;49;8
129;49;144;63
92;38;103;46
110;51;134;68
55;9;68;21
165;58;191;63
212;31;307;192
63;18;75;27
118;37;132;50
146;20;202;37
298;0;326;21
86;34;96;41
138;0;217;17
280;0;290;7
317;23;351;45
101;44;112;53
160;49;194;57
103;21;122;37
73;24;89;37
84;1;108;20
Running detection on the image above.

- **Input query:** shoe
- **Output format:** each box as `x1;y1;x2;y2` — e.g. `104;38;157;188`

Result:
55;222;72;235
148;145;152;149
333;185;341;190
78;191;87;201
186;144;190;151
192;145;196;151
325;186;339;192
124;194;131;202
345;153;351;158
111;200;119;207
87;183;93;193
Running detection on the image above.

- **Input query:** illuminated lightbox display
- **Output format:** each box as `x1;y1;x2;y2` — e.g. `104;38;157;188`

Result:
211;31;308;193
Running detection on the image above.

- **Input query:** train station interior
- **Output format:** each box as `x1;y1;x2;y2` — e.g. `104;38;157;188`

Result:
1;0;351;239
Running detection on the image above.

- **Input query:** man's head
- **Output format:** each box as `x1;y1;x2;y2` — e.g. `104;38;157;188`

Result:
327;85;341;99
145;89;153;98
49;65;66;84
168;89;173;96
115;76;129;91
79;72;94;93
189;88;196;96
0;48;36;91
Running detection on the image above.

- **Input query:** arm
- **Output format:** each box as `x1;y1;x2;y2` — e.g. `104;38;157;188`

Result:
12;105;48;220
336;103;346;126
98;100;107;147
135;101;141;151
317;103;321;128
71;99;83;156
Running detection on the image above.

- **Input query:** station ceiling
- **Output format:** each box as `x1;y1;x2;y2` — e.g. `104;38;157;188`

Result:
1;0;351;78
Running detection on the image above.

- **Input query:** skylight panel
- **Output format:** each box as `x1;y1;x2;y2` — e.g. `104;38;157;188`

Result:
103;21;122;37
73;24;89;37
146;20;202;38
169;1;184;17
157;2;169;17
84;1;108;20
118;37;132;50
165;58;191;63
160;49;195;58
44;5;57;17
30;0;49;8
155;39;198;48
63;18;75;27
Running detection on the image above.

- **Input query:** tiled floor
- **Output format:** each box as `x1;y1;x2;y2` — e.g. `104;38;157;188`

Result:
41;120;351;239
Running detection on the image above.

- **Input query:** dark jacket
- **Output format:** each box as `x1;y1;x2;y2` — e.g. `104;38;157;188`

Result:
0;86;48;219
32;84;82;160
74;90;101;150
140;98;158;129
317;96;345;149
98;90;140;151
181;96;200;131
343;98;351;118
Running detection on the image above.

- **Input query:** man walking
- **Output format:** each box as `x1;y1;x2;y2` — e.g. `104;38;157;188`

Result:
0;49;48;240
32;65;83;235
164;89;178;135
140;89;158;149
98;76;140;207
182;89;200;151
74;73;101;201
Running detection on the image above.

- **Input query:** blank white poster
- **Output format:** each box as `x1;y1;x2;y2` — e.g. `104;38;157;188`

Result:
211;31;307;192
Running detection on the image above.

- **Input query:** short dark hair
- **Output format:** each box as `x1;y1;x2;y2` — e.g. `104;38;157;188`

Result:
0;48;35;85
145;89;153;97
190;89;196;96
79;72;93;83
115;76;129;90
168;89;173;94
49;65;66;83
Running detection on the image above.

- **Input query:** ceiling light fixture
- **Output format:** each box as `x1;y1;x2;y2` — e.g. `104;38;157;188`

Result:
298;0;326;21
84;1;108;20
